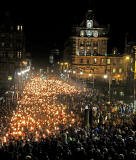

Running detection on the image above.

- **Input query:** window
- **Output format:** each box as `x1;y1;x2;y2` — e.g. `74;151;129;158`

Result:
93;41;98;47
102;40;107;45
79;50;85;56
49;55;54;64
113;68;116;73
94;58;97;64
17;51;22;59
80;30;84;37
80;59;83;63
17;25;23;31
101;58;104;64
120;91;124;96
86;50;91;56
86;41;91;46
94;50;98;56
119;68;122;73
107;58;110;64
113;91;117;95
87;59;90;64
17;25;20;31
120;59;123;64
80;41;84;47
20;25;23;31
2;42;5;47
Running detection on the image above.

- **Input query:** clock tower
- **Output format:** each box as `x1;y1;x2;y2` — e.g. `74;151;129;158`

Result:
63;9;109;81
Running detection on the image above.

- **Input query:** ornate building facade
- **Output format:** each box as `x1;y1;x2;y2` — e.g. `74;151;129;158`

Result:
63;10;110;81
62;9;136;103
63;10;134;82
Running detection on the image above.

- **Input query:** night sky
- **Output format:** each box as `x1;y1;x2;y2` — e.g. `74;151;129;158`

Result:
1;0;136;58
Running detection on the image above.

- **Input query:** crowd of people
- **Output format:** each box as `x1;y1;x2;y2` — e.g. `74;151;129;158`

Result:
0;74;136;160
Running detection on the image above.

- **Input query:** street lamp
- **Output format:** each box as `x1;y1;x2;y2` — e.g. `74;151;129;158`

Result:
80;71;83;75
73;70;76;74
104;73;111;102
89;72;94;89
125;55;130;79
133;46;136;109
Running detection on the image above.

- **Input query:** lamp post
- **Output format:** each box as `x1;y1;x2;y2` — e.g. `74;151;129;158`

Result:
104;72;111;103
89;68;95;89
133;46;136;109
125;56;130;79
89;72;94;89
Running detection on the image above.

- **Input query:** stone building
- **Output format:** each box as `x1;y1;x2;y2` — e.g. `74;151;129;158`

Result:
62;9;136;103
0;12;31;90
63;10;109;81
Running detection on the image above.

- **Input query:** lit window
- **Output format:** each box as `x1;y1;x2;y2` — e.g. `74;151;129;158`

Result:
120;91;124;96
119;68;122;73
86;41;91;46
113;91;117;95
80;71;83;75
87;46;90;50
87;30;92;37
80;30;84;37
101;58;104;64
94;58;97;64
2;42;5;47
113;68;116;73
17;51;22;59
131;67;134;72
17;25;20;31
8;76;12;81
20;25;23;31
107;58;110;64
49;55;54;64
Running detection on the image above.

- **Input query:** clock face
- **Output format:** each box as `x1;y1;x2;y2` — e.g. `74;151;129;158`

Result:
80;30;84;37
87;20;93;28
87;30;92;37
93;30;98;37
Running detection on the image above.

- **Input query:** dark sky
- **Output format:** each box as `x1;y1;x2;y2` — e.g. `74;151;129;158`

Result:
1;0;136;56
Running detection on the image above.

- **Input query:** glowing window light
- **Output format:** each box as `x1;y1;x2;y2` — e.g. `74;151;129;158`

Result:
17;25;20;31
20;25;23;31
125;56;130;60
89;73;92;77
8;76;12;81
104;74;108;79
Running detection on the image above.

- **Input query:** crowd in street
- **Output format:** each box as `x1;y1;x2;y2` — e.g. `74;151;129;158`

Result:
0;75;136;160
